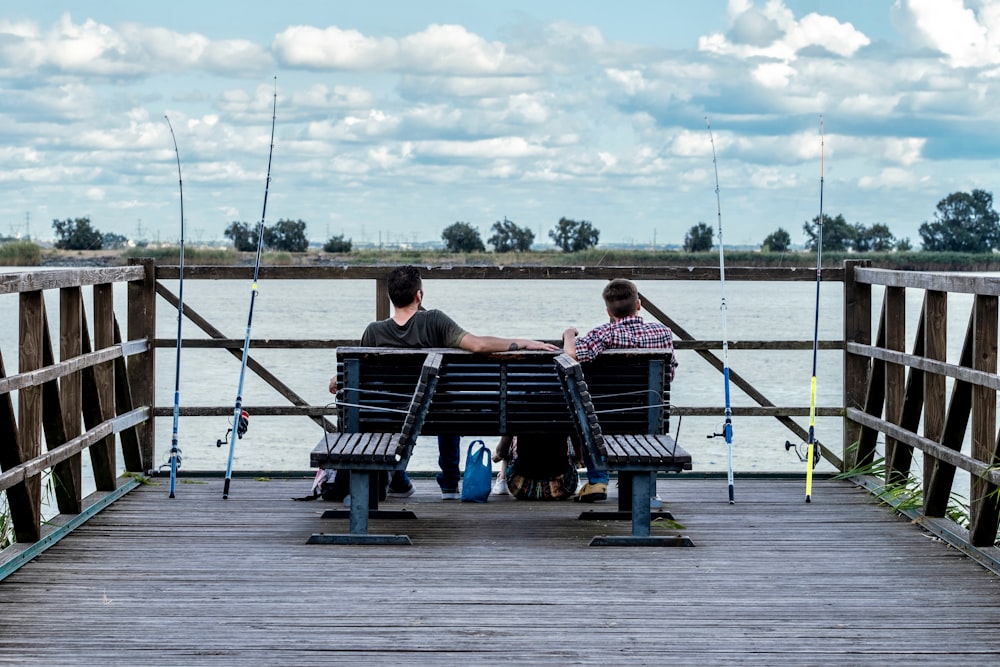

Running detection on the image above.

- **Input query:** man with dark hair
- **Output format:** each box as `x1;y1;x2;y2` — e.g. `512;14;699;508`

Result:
562;278;678;502
330;265;558;499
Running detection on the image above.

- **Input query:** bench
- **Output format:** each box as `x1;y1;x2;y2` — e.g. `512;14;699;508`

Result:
309;347;692;546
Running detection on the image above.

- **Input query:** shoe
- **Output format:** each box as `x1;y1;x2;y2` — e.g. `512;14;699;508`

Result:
387;484;415;498
492;478;509;496
650;494;663;509
441;489;460;500
343;495;351;508
575;482;608;503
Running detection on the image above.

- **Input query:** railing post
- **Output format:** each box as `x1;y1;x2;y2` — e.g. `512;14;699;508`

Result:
375;276;389;321
57;286;84;513
842;260;870;470
14;290;43;541
970;294;999;546
128;258;156;472
922;290;947;513
91;283;117;490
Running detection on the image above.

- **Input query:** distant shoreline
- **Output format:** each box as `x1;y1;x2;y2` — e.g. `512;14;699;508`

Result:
13;247;1000;272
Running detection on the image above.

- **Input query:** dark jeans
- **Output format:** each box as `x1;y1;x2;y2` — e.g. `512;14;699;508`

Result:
388;435;461;492
436;434;461;492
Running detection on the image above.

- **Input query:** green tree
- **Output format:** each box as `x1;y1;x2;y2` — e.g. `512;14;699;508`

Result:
487;217;535;252
918;189;1000;252
52;217;103;250
264;218;309;252
853;222;896;252
803;213;854;252
548;217;599;252
684;222;714;252
224;221;258;251
102;232;128;250
323;234;352;253
441;221;485;253
761;227;791;252
896;237;913;251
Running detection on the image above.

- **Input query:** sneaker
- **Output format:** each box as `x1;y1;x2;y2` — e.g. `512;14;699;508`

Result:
574;482;608;503
343;494;351;508
650;494;663;509
387;484;415;499
492;478;509;496
441;489;460;500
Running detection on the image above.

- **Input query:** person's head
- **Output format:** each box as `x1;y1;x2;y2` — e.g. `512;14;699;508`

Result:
602;278;640;319
387;265;423;308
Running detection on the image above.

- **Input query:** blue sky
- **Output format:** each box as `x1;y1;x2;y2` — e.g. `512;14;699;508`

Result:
1;1;998;248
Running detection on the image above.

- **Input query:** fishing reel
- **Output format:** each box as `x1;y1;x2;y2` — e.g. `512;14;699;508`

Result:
155;447;183;475
784;439;822;466
707;419;733;442
216;410;250;447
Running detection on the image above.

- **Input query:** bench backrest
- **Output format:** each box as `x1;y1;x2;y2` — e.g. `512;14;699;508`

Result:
335;347;671;437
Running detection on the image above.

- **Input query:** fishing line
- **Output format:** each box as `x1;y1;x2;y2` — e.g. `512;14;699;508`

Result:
804;116;825;503
163;115;185;499
785;117;825;502
219;78;277;499
704;116;735;504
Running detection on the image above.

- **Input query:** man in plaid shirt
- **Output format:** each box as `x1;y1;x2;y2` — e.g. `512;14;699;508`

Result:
562;278;678;502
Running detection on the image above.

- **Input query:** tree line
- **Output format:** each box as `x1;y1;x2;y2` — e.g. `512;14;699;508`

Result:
45;189;1000;254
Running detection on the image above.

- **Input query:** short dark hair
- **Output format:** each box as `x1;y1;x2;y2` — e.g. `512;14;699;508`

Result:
602;278;638;319
387;265;423;308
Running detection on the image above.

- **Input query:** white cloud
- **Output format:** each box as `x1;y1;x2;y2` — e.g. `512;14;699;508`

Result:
273;23;535;74
699;1;870;60
899;0;1000;67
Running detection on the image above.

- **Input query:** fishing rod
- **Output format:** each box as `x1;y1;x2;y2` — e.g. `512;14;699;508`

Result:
704;116;735;504
785;116;825;502
218;78;277;499
161;115;186;498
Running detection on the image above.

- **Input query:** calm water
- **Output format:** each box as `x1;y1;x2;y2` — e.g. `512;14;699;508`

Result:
0;267;984;497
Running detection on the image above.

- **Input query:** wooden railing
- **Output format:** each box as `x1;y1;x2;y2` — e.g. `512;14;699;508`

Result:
0;263;155;558
4;258;998;561
844;264;1000;549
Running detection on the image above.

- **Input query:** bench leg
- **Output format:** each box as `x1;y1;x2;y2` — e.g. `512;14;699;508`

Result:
308;471;412;545
589;472;694;547
579;471;675;521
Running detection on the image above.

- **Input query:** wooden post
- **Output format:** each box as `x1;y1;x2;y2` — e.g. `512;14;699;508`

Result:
14;290;43;541
375;276;389;321
90;283;117;491
921;290;946;513
883;286;906;484
127;258;156;472
842;260;870;470
59;286;84;512
970;294;999;546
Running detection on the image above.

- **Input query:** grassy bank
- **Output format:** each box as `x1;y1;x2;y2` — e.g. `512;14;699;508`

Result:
4;242;1000;272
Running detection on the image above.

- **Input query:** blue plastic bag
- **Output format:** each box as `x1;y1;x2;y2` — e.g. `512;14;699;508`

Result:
461;439;492;503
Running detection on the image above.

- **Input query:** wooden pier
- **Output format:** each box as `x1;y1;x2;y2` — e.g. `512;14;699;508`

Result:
4;261;1000;664
2;476;1000;665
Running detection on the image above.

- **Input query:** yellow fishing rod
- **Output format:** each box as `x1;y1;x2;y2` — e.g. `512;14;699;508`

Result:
785;116;824;502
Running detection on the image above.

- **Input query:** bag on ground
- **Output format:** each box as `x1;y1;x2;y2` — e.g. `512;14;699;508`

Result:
461;439;493;503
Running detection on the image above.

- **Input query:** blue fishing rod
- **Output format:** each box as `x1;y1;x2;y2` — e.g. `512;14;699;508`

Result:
219;79;277;499
163;115;186;499
705;116;735;504
785;116;825;502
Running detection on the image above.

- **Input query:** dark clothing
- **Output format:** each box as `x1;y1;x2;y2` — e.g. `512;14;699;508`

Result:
361;309;467;348
348;309;468;493
504;435;578;501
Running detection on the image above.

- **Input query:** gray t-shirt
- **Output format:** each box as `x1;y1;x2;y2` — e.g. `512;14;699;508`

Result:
360;309;467;348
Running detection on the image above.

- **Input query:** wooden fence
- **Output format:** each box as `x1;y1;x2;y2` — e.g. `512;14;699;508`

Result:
2;259;999;569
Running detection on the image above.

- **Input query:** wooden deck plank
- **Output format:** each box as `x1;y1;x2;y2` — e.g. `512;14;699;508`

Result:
0;477;999;665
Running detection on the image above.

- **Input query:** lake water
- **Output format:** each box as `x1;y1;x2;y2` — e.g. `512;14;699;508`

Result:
0;266;984;499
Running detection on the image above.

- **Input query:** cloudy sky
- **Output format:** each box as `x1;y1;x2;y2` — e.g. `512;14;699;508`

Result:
1;1;998;248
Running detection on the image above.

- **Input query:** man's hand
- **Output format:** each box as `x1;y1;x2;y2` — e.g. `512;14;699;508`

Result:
328;375;337;394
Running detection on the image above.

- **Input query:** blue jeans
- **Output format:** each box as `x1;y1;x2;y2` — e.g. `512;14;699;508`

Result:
436;435;461;492
581;442;610;485
388;435;461;492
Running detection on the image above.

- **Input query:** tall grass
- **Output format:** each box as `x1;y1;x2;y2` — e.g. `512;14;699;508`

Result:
0;240;42;266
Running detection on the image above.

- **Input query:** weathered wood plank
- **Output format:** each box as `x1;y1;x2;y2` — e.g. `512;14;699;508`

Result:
0;477;998;666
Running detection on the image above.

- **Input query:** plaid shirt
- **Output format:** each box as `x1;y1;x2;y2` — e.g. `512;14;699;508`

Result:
574;314;678;381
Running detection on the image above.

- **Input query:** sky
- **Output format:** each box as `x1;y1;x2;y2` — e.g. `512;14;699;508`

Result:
1;0;999;249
